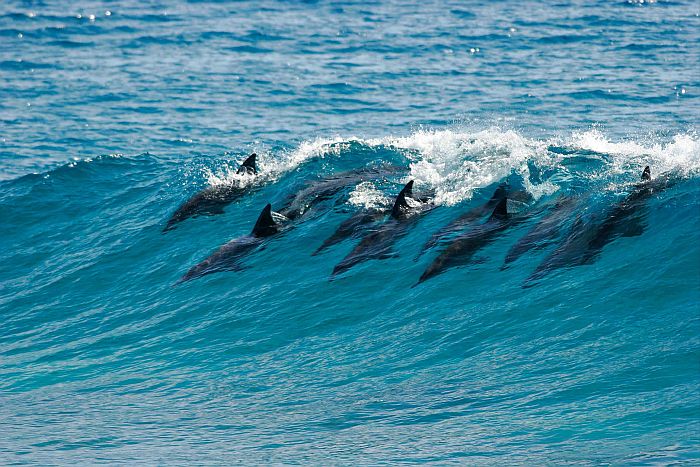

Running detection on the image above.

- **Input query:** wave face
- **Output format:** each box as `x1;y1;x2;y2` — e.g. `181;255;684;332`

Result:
2;129;699;463
1;0;699;464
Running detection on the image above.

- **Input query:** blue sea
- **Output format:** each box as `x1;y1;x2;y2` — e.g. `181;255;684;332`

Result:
1;0;699;464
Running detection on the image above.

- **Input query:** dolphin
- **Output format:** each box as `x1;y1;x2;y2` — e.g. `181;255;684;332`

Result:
524;166;672;285
521;214;600;286
331;180;434;277
501;195;580;267
279;164;403;221
584;165;672;251
417;182;532;259
416;196;528;285
164;153;258;232
179;203;287;282
312;208;388;256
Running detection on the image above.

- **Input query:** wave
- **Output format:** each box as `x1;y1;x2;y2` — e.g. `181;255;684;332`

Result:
231;127;698;207
9;128;698;211
1;125;698;465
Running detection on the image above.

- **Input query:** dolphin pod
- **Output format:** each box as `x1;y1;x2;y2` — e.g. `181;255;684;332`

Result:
166;160;403;232
175;162;673;286
415;165;670;286
164;153;258;232
175;163;408;282
523;165;673;286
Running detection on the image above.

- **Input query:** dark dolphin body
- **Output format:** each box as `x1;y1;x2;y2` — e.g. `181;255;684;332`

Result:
522;215;601;286
416;197;528;285
179;203;287;282
525;166;672;285
164;153;258;232
417;182;533;258
502;195;579;267
584;166;672;251
312;208;387;256
331;180;434;277
313;175;431;256
279;164;403;221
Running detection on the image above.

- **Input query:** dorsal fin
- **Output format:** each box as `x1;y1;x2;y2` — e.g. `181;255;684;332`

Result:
237;153;257;175
641;166;651;181
251;203;278;237
391;180;414;219
489;197;509;221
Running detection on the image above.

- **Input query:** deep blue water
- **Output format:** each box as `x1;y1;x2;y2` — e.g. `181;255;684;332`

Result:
1;0;699;464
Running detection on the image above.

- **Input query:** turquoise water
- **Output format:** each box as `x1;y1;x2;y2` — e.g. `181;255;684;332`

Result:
1;1;699;464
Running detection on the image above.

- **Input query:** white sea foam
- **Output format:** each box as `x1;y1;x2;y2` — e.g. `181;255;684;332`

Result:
348;182;391;210
203;165;256;187
207;128;558;204
208;136;356;187
369;127;557;205
275;136;358;173
569;129;700;177
205;128;698;205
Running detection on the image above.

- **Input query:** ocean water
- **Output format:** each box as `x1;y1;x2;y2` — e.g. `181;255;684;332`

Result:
1;0;699;464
